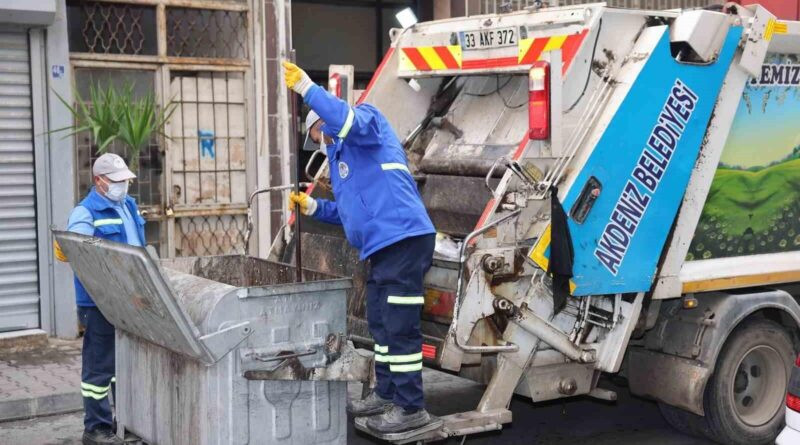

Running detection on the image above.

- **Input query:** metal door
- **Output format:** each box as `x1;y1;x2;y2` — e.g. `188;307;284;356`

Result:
0;31;39;332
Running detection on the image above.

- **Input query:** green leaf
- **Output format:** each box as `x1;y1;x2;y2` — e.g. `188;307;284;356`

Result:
49;80;176;173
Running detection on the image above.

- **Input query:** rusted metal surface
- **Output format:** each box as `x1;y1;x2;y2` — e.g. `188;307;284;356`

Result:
69;52;162;64
292;232;368;318
161;254;339;287
243;341;372;381
165;61;249;70
77;0;248;12
419;175;495;237
171;204;247;216
419;144;515;177
70;52;251;66
70;58;160;69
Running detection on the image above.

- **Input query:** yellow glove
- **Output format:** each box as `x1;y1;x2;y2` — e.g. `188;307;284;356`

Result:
53;240;68;262
282;61;313;97
288;191;317;216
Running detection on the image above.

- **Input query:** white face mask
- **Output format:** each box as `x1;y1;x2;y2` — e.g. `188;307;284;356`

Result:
319;132;327;151
102;178;129;202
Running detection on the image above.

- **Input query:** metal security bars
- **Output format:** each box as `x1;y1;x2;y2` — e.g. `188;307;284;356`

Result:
166;8;248;59
66;1;158;55
175;214;247;256
169;71;248;257
169;71;247;206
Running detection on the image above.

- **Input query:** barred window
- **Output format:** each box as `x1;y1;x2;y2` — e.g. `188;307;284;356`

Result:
168;71;247;206
66;1;158;55
166;8;248;59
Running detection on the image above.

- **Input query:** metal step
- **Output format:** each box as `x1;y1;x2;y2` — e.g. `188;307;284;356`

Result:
354;416;445;444
354;408;511;444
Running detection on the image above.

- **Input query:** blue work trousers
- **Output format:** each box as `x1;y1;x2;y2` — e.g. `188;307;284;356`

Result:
367;234;435;412
78;306;115;432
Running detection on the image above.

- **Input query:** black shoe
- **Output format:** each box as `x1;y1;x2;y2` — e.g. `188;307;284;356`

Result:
347;391;393;417
366;405;432;434
83;426;124;445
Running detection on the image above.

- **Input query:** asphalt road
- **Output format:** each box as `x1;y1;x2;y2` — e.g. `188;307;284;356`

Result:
0;369;713;445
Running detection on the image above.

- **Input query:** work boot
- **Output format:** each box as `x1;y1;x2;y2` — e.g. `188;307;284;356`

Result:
366;405;432;434
83;425;124;445
347;391;393;416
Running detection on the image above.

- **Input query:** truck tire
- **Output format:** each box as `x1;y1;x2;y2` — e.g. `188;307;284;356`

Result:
703;319;794;445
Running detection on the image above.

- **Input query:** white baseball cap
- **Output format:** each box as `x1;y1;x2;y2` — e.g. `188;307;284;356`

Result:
92;153;136;181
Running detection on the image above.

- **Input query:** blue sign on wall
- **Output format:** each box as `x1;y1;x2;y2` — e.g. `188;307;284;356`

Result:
198;130;215;159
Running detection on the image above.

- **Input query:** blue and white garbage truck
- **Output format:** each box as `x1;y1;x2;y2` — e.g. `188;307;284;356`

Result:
274;2;800;443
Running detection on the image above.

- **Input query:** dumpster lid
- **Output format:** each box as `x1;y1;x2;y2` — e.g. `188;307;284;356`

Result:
55;231;217;363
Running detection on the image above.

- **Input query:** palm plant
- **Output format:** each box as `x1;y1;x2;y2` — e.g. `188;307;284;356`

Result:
53;82;176;172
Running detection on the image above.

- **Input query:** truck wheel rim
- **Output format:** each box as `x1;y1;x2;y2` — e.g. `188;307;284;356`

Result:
730;345;786;427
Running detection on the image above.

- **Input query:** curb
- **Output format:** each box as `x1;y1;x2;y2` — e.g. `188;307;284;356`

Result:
0;391;83;422
0;329;48;352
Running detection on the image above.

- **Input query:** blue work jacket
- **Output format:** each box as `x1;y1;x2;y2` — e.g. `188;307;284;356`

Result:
305;84;435;260
67;188;146;307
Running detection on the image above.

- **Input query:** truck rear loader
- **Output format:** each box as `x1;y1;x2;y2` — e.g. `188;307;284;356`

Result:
271;2;800;444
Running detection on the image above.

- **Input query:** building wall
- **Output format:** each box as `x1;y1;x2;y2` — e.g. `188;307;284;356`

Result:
0;0;77;337
44;1;77;338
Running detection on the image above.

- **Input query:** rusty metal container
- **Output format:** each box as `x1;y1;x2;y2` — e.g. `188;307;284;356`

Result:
54;232;364;445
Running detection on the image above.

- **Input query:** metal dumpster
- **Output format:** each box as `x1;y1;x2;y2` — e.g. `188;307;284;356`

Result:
54;231;370;445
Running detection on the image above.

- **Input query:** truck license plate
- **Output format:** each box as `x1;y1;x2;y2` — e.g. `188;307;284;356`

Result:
460;27;517;51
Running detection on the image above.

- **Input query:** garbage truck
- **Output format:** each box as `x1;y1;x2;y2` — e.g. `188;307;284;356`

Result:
269;2;800;444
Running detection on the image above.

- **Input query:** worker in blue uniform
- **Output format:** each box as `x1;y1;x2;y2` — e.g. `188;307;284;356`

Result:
283;61;436;434
54;153;144;445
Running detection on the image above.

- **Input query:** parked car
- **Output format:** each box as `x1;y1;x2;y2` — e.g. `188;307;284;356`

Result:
776;354;800;444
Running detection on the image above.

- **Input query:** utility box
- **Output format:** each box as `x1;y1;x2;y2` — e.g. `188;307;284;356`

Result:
55;232;369;445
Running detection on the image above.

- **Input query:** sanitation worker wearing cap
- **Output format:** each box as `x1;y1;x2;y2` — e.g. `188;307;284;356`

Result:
53;153;145;445
283;61;436;434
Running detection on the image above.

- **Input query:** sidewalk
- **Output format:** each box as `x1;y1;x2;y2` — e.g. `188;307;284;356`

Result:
0;334;83;422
